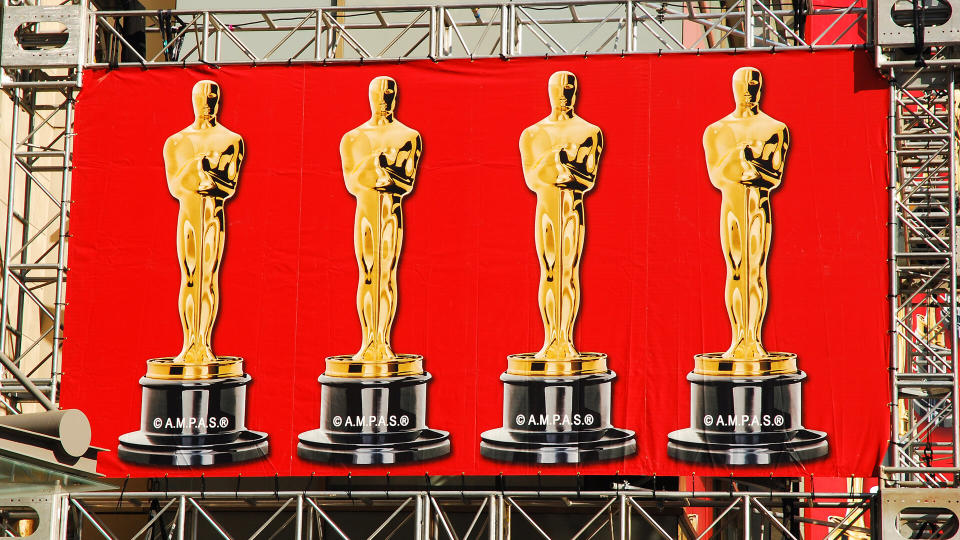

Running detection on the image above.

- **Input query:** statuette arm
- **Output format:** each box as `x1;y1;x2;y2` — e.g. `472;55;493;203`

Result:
341;134;382;194
740;128;789;189
199;138;244;197
704;128;752;190
556;131;603;190
520;128;583;191
164;138;206;199
374;135;421;195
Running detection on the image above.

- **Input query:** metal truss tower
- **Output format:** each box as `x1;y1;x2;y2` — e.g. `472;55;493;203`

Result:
61;486;874;540
878;49;960;492
0;2;82;414
0;0;934;537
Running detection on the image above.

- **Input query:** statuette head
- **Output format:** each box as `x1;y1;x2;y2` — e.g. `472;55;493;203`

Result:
191;80;221;121
732;67;762;109
547;71;578;113
369;76;398;118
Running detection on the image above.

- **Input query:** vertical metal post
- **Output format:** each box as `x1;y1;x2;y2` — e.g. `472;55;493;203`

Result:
315;9;323;60
13;91;35;367
215;23;222;62
325;13;335;60
296;494;304;539
57;493;70;540
77;498;85;539
743;495;751;539
77;2;89;72
503;496;510;540
190;503;198;540
744;0;755;47
488;494;498;540
177;496;187;540
438;6;447;57
429;7;438;58
46;492;61;540
1;92;20;375
619;494;629;540
889;72;902;481
201;11;209;62
499;4;509;57
423;493;432;539
415;494;424;540
625;1;635;52
306;498;314;540
512;4;521;55
87;12;98;65
949;70;960;473
50;92;75;405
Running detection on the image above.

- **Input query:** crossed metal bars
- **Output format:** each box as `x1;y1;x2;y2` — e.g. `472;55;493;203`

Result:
87;0;866;68
0;82;74;413
63;489;874;539
886;67;960;488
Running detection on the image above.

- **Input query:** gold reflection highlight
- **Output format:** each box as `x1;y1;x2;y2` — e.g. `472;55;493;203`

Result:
16;519;35;537
696;67;795;377
326;76;424;378
508;71;606;377
148;80;245;380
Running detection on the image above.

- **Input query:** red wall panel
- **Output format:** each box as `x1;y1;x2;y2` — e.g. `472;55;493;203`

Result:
64;49;889;477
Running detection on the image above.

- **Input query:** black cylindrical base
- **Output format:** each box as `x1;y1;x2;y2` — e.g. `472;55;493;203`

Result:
667;371;828;465
480;371;636;464
118;374;269;466
297;372;450;464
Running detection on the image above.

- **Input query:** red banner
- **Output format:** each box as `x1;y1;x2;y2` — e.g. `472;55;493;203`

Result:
64;49;889;478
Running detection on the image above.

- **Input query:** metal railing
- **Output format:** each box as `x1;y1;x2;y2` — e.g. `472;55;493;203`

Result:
0;86;74;413
62;488;875;539
84;0;867;68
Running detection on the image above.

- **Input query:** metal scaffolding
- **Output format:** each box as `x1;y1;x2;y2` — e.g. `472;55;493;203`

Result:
60;486;874;539
880;62;960;490
2;0;953;536
0;8;80;413
82;1;865;67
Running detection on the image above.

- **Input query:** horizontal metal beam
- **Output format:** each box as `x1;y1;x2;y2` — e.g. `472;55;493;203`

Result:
76;1;867;68
73;489;874;500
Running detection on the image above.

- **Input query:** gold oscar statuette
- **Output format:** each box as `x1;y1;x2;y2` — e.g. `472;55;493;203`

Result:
697;65;794;376
480;71;636;464
667;67;827;465
511;70;606;377
119;80;268;466
151;80;244;380
328;75;423;378
298;76;450;464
